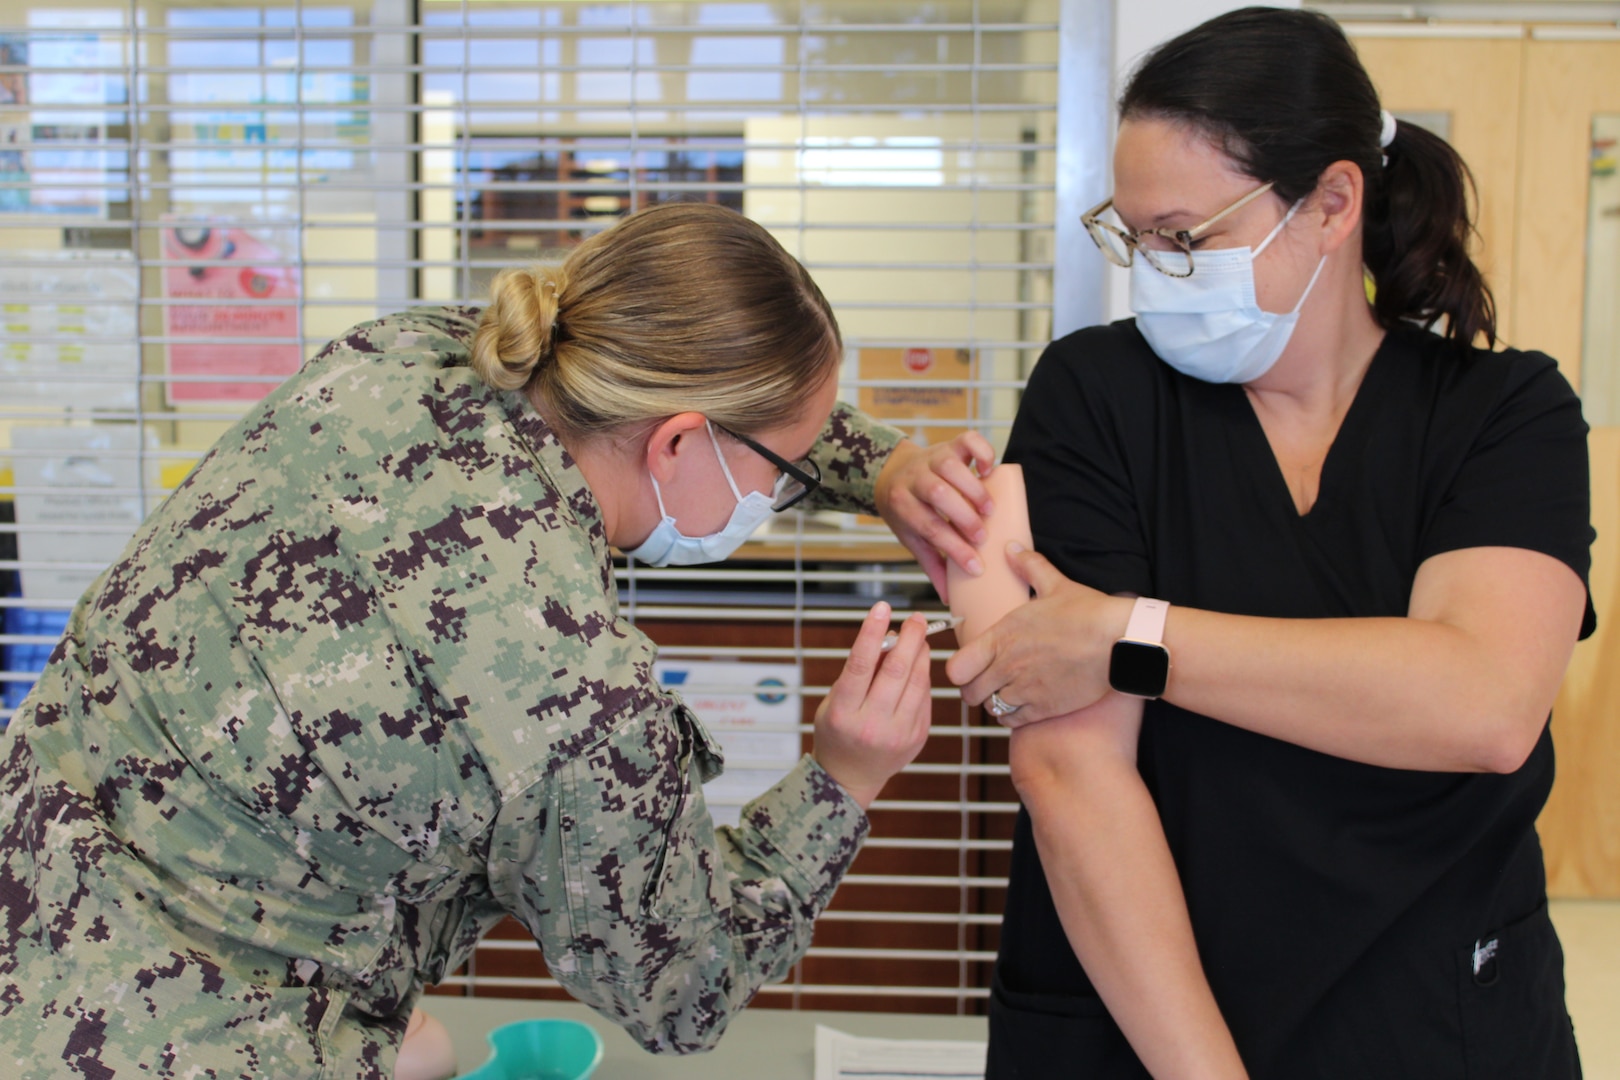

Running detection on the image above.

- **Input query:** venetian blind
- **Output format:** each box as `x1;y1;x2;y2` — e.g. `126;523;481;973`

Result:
0;0;1102;1015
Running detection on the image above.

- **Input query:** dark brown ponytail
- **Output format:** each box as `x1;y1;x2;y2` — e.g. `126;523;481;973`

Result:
1362;120;1496;347
1119;6;1496;347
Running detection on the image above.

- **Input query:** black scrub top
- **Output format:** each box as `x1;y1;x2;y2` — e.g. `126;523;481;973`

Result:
991;322;1594;1080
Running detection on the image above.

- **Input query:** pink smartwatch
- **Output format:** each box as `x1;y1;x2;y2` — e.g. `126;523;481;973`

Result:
1108;596;1171;699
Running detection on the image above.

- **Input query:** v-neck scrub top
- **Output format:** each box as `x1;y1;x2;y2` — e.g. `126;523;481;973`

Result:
991;322;1595;1079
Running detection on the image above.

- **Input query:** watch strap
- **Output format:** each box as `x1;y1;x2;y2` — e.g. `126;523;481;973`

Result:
1123;596;1169;644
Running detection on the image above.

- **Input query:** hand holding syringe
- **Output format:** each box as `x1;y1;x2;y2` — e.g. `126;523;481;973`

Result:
880;615;961;652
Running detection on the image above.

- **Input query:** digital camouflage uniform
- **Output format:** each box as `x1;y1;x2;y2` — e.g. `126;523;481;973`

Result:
0;306;905;1079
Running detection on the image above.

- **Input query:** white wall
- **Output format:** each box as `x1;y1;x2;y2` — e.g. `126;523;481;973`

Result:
1102;0;1302;321
1116;0;1302;85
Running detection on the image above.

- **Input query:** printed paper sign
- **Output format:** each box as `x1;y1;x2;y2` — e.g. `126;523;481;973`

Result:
0;249;139;409
854;345;977;525
162;221;302;404
856;346;976;449
653;660;803;829
11;424;160;603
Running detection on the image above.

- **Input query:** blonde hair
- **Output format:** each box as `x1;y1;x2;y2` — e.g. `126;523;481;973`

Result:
470;203;842;440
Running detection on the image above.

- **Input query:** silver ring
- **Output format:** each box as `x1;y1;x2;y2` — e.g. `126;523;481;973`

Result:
987;692;1021;718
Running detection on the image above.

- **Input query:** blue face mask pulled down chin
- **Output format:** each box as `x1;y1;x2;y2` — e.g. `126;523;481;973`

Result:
624;421;778;567
1130;199;1326;385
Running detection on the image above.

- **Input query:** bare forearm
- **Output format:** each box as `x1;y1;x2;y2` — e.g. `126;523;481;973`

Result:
1011;716;1247;1080
954;546;1585;776
1160;548;1586;774
1165;610;1553;773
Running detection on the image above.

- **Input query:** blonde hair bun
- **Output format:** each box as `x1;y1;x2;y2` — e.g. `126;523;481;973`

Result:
471;266;565;392
470;203;842;439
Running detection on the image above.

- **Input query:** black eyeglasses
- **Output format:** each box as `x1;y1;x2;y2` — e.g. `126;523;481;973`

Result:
713;423;822;512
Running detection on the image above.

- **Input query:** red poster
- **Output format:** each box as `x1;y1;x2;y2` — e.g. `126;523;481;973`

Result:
162;223;301;403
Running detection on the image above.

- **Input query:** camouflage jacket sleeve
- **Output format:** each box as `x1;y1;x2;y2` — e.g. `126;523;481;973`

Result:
421;465;870;1054
0;307;869;1078
801;402;904;516
454;474;868;1050
488;736;867;1053
285;316;870;1053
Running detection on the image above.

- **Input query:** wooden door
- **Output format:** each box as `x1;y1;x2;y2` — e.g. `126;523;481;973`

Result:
1515;36;1620;899
1350;32;1525;343
1357;29;1620;897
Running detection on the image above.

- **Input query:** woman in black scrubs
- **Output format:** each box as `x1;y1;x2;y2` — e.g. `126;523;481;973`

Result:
947;9;1593;1078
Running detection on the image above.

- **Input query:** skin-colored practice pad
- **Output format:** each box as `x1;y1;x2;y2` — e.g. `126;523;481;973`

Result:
946;463;1033;645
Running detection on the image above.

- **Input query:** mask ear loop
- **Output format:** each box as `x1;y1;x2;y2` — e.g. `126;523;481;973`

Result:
1254;198;1303;257
1287;255;1330;316
704;420;747;502
1253;197;1327;316
649;420;751;522
648;474;673;520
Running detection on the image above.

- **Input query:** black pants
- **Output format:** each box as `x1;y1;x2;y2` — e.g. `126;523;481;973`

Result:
987;972;1150;1080
987;902;1582;1080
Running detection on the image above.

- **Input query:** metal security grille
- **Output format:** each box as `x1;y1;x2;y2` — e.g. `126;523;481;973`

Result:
0;0;1096;1015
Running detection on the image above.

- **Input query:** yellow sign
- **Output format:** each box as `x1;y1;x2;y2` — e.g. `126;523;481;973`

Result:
856;346;976;449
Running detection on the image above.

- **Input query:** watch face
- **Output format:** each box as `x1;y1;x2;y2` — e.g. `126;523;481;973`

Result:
1109;640;1170;699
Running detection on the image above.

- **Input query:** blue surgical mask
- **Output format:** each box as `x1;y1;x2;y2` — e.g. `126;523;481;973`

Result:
1130;199;1327;385
624;420;777;567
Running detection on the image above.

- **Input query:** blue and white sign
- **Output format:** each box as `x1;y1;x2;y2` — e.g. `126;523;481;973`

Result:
654;659;803;829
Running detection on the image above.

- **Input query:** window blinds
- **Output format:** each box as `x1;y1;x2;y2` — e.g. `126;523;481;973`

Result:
0;0;1086;1014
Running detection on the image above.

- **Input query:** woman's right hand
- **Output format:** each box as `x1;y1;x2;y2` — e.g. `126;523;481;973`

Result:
813;602;935;810
946;544;1135;726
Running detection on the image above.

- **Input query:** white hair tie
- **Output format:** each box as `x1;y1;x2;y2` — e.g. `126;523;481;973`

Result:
1379;109;1398;147
1379;109;1398;166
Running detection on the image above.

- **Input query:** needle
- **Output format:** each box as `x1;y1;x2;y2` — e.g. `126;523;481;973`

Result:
880;615;960;652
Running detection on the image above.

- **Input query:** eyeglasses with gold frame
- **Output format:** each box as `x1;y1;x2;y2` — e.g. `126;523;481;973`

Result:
1081;181;1277;278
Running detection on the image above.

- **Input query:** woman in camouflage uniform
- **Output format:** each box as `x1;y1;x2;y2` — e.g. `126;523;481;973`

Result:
0;203;996;1079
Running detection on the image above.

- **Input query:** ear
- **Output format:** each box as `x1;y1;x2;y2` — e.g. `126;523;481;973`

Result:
644;412;710;485
1313;160;1365;257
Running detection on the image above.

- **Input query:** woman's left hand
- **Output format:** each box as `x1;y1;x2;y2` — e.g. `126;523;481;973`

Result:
946;544;1136;727
874;434;998;600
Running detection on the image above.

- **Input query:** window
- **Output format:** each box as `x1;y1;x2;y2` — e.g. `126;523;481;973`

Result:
0;0;1083;1015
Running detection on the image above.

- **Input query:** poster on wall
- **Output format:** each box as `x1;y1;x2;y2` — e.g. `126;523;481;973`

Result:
0;249;139;410
653;660;804;829
0;31;118;219
0;36;23;107
0;34;29;214
11;423;161;603
853;345;976;525
857;346;976;448
161;220;303;405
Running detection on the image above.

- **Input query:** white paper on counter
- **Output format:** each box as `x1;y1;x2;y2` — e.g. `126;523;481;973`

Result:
813;1024;987;1080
